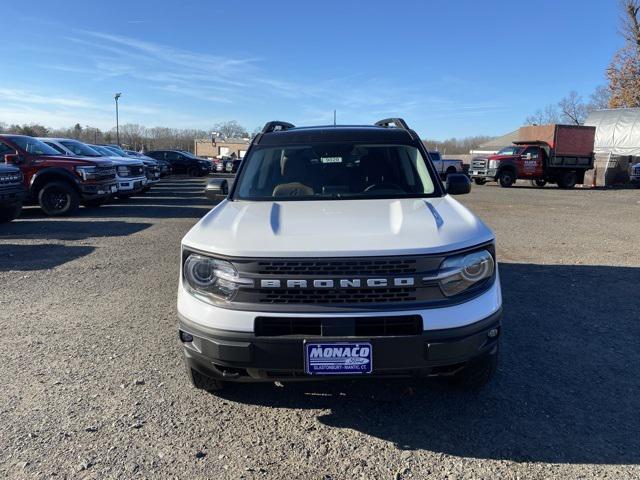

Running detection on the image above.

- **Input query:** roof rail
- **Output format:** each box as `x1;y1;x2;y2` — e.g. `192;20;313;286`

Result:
374;118;410;130
261;121;295;134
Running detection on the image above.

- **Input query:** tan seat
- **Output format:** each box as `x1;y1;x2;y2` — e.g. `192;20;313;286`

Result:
272;153;314;197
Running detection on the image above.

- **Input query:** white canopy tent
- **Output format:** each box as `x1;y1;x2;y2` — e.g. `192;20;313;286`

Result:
585;108;640;156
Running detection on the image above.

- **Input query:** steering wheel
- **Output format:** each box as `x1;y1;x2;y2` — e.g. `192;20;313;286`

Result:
364;182;404;193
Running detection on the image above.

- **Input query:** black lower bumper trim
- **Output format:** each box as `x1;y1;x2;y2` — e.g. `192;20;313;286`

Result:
179;309;502;382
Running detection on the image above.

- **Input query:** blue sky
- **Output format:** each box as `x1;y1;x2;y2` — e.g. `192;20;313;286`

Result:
0;0;620;139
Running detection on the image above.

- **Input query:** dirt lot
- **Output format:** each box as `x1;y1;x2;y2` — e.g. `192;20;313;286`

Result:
1;178;639;479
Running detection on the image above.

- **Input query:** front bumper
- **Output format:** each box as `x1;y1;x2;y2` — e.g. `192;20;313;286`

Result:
469;168;497;179
0;184;27;206
116;176;147;193
180;308;502;383
79;181;118;199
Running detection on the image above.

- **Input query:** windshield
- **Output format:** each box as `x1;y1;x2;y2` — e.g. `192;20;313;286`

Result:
89;145;115;156
60;140;101;157
235;143;436;201
105;146;126;156
497;146;524;156
9;136;61;156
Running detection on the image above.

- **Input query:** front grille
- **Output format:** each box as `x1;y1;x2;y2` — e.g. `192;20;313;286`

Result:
255;315;422;337
257;287;417;304
130;165;145;176
471;158;487;170
256;259;417;276
95;166;116;181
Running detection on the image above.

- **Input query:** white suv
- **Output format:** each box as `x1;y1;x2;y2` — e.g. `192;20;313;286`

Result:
178;119;502;392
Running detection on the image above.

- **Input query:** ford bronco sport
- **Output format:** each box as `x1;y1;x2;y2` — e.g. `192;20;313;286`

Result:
178;119;502;392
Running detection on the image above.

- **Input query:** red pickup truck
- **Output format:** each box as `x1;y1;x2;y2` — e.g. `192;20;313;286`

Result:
470;124;596;188
0;135;118;216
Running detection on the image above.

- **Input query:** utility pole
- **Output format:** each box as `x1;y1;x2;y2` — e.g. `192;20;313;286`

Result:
114;92;122;145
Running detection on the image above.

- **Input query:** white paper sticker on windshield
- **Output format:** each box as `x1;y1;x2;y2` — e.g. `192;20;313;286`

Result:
321;157;342;163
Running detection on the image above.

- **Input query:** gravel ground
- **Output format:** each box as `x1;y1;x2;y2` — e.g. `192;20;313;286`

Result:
1;178;639;479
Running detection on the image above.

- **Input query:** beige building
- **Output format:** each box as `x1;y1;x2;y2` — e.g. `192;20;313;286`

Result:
194;137;250;159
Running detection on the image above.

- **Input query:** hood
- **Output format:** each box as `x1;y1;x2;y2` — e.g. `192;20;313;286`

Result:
29;155;115;166
103;155;144;166
182;196;494;257
487;154;519;161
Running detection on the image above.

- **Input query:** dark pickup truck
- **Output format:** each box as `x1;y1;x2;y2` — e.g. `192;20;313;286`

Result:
0;135;118;216
0;163;26;222
470;124;596;188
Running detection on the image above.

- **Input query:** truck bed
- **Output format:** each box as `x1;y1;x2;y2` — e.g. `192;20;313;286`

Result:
517;124;596;157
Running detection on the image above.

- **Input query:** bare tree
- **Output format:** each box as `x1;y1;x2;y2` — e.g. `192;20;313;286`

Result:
212;120;248;139
588;85;612;111
559;91;588;125
525;104;561;125
608;0;640;107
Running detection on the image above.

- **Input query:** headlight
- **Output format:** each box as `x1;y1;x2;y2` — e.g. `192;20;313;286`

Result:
117;166;131;176
437;249;494;297
183;253;253;302
75;166;99;181
488;160;498;169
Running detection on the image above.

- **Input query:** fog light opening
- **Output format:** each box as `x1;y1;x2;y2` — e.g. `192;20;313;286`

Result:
487;328;499;338
179;330;194;343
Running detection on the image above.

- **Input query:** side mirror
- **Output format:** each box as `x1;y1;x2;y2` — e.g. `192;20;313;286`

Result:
446;173;471;195
4;153;22;165
205;178;229;200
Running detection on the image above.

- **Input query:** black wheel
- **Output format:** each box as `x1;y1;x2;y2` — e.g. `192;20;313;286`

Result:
498;170;515;188
531;179;546;188
448;348;498;390
0;203;22;222
474;178;487;185
83;198;107;208
188;167;199;177
38;181;79;216
187;368;225;392
557;171;577;189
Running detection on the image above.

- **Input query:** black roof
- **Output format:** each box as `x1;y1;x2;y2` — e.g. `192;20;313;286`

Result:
257;125;415;146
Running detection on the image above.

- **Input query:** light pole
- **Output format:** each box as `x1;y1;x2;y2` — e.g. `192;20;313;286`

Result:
114;92;122;145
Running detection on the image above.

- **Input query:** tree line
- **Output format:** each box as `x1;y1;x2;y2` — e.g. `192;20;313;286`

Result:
526;0;640;125
0;120;251;153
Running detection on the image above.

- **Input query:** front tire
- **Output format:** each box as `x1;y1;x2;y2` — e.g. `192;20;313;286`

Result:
449;348;498;390
188;167;200;177
0;203;22;222
474;178;487;185
498;170;515;188
187;368;225;393
38;181;79;216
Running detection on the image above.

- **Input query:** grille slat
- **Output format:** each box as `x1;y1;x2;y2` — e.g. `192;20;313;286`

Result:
258;287;416;304
256;259;417;276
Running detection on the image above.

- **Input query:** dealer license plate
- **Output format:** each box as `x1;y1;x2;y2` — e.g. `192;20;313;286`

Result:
304;342;372;375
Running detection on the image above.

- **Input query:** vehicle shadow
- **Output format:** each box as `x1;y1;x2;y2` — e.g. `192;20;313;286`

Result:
214;262;640;465
0;243;95;271
1;219;152;240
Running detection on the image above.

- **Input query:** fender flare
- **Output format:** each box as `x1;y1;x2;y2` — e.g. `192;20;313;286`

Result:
29;168;81;193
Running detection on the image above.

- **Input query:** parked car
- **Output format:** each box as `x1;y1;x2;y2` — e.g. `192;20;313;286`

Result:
103;146;160;191
88;145;148;198
125;149;172;177
630;161;640;187
0;135;116;215
0;163;27;222
427;151;464;179
212;158;225;173
469;124;596;188
145;150;211;176
224;157;242;173
179;118;500;393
